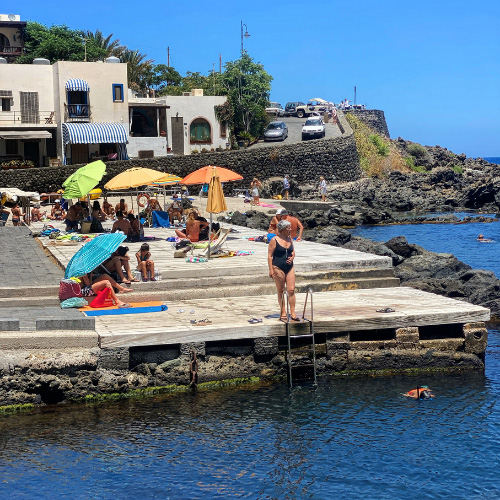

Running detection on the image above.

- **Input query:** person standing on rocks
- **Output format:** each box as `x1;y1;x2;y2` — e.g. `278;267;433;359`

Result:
250;178;262;206
319;176;327;202
268;219;299;322
282;175;290;200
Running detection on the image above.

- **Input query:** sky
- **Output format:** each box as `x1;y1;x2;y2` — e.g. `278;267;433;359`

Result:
9;0;500;157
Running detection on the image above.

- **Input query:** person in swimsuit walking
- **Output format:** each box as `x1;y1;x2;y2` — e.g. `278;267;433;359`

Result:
268;219;299;322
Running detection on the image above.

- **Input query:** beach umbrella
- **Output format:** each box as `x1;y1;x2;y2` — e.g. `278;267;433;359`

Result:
180;165;243;185
206;167;228;259
150;173;183;185
104;167;165;190
64;233;126;279
62;160;106;199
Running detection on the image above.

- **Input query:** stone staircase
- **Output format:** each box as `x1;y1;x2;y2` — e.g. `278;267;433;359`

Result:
0;267;399;308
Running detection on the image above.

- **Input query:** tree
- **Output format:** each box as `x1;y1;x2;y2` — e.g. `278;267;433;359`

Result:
120;49;154;91
16;22;107;63
151;64;182;93
84;30;123;57
220;52;272;136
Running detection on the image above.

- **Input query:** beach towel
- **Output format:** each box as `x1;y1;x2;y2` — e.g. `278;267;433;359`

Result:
152;210;171;228
80;301;168;316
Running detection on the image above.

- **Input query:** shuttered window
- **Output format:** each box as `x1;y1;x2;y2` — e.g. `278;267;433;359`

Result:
20;92;39;124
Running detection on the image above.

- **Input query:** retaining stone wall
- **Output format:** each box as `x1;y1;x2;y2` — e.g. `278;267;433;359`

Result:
344;109;390;137
0;133;361;193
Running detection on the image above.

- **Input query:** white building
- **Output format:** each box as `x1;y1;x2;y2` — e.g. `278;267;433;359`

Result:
0;56;229;167
0;14;26;62
128;89;229;157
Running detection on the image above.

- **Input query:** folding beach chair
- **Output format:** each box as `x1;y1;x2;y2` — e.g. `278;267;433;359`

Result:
198;227;231;257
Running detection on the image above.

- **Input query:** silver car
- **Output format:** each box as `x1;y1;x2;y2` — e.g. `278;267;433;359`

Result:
264;121;288;142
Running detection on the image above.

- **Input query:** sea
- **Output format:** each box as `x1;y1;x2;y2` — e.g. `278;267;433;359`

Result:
483;157;500;164
2;217;500;499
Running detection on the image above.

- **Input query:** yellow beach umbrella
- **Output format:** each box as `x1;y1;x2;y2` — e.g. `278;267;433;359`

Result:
206;167;227;259
104;167;165;190
207;168;227;214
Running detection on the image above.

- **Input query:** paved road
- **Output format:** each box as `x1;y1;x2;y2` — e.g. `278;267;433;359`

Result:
0;226;63;286
251;116;342;149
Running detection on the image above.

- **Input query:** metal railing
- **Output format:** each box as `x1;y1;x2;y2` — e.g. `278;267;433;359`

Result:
0;111;56;125
64;104;91;122
0;46;23;55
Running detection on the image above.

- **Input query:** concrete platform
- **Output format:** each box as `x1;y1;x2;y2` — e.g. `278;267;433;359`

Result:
96;287;490;349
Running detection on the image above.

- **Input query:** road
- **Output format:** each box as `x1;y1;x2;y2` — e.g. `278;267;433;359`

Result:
250;116;342;149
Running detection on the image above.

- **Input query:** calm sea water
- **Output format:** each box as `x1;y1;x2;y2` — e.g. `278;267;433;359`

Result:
483;157;500;164
2;220;500;499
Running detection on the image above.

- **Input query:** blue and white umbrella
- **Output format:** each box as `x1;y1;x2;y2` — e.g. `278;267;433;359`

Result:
64;233;127;279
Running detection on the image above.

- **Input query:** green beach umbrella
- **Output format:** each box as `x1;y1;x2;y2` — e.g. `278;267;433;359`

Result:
62;160;107;199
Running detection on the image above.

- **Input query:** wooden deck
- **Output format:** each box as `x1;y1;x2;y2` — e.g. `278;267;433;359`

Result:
96;287;490;348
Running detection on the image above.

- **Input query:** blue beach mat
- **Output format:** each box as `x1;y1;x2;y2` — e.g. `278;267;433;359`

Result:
81;303;168;316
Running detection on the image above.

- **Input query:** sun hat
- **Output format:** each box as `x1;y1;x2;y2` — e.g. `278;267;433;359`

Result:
54;199;60;203
276;208;283;215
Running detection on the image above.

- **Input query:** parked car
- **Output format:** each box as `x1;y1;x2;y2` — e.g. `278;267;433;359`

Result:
302;117;326;140
284;101;305;117
265;102;284;116
264;121;288;142
296;98;332;118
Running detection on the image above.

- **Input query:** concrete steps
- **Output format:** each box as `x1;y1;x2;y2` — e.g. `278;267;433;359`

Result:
0;268;399;307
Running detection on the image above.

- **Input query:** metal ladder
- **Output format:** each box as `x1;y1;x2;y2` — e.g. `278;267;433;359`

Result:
283;287;317;387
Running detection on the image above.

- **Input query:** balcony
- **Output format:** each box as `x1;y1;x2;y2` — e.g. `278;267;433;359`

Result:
0;111;56;126
0;46;23;56
64;104;91;122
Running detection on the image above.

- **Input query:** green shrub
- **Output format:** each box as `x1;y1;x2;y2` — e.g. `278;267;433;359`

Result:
405;156;416;169
452;165;463;174
411;165;427;173
407;143;428;159
369;134;390;156
191;149;199;154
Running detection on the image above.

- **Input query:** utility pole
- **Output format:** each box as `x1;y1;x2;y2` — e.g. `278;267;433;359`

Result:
83;37;87;62
354;86;357;106
167;46;170;67
219;53;222;73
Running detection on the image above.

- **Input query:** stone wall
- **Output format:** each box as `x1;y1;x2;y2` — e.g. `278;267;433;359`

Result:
344;109;390;137
0;132;361;193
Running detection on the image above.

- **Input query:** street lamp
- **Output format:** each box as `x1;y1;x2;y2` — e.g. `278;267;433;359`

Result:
240;21;250;54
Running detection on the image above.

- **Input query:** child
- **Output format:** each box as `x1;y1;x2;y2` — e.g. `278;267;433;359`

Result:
136;243;155;282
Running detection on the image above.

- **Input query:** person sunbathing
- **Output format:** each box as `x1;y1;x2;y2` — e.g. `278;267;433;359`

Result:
174;211;208;242
112;211;131;236
136;243;155;282
103;199;115;218
31;203;46;222
80;272;132;307
101;246;139;284
48;200;65;221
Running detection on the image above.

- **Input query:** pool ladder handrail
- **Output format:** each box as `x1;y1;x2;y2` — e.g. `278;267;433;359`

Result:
283;287;317;387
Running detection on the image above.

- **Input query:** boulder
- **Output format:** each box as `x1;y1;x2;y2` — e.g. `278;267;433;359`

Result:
342;237;403;265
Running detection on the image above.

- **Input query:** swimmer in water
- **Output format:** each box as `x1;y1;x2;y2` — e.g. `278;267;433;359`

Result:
477;234;493;242
404;386;435;399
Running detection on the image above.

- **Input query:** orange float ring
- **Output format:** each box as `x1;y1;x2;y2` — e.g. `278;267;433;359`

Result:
137;193;150;208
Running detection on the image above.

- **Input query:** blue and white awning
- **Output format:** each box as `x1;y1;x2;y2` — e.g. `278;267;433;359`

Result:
62;123;128;145
65;78;90;92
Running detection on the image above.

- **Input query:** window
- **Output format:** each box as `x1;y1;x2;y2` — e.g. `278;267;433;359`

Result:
113;84;124;102
190;118;211;143
220;121;227;138
5;140;17;155
1;98;10;111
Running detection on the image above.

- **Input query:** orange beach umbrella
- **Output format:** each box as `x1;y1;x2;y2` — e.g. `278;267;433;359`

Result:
104;167;165;190
180;165;243;185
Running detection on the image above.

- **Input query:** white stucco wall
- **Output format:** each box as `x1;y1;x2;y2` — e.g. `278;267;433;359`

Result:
0;64;56;125
127;137;168;158
165;95;229;155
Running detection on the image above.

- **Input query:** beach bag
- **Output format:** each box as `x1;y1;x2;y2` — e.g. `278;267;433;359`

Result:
59;279;81;300
89;287;114;308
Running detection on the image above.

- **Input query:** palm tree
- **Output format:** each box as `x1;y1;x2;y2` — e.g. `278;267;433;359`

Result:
120;49;154;91
84;30;122;57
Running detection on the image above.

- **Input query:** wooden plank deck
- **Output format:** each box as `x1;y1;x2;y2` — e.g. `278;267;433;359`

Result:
97;287;490;348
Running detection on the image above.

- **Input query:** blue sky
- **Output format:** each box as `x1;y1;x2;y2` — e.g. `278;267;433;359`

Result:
10;0;500;156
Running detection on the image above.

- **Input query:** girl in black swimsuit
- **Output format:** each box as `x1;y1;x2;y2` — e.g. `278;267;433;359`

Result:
268;219;299;322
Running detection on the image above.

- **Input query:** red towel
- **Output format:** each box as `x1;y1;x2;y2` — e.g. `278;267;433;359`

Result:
89;288;114;308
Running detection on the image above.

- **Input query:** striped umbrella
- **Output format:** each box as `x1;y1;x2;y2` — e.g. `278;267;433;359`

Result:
64;233;127;279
